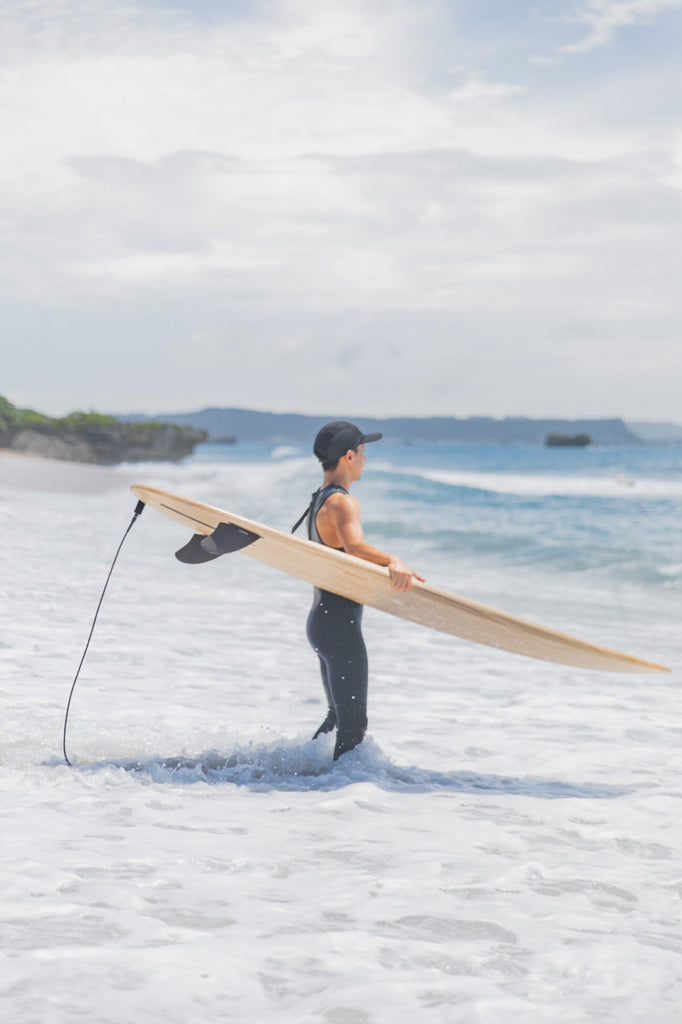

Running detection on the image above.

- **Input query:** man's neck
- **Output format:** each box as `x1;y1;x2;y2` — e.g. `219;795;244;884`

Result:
323;466;353;491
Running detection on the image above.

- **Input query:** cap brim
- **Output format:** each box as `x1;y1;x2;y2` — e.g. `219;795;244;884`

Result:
360;432;382;444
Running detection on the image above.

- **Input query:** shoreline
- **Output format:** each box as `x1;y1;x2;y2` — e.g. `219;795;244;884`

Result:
0;447;48;460
0;449;142;495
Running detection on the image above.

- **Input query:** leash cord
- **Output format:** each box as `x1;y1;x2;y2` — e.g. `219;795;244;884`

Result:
62;500;145;766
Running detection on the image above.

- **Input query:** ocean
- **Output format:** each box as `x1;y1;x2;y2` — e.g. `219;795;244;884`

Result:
1;440;681;1022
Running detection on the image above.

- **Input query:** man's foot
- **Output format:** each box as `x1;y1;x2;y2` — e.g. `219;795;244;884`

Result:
332;727;365;760
312;708;337;739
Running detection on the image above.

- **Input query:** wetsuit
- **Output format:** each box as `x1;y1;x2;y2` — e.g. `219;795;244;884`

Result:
305;484;368;760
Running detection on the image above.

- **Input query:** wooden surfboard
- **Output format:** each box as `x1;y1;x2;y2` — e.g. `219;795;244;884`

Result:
131;484;669;675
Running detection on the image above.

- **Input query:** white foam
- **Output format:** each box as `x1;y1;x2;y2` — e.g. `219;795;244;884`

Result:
416;467;682;499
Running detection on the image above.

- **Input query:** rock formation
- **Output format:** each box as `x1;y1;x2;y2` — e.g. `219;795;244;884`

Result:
545;433;592;448
0;398;207;464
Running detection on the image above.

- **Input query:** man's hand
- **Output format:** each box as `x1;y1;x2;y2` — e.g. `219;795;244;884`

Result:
387;557;425;592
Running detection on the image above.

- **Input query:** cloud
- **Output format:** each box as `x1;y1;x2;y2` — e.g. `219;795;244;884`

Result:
562;0;682;52
1;0;681;419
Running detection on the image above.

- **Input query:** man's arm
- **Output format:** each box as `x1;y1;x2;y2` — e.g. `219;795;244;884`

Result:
320;492;424;592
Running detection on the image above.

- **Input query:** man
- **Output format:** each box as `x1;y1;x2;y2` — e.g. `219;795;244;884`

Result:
302;421;423;760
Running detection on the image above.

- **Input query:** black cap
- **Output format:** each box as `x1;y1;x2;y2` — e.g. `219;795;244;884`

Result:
313;420;382;463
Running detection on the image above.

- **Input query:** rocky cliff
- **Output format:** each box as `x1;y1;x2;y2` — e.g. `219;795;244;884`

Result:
0;398;207;464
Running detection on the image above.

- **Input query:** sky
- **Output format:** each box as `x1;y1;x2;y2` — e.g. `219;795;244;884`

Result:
2;0;681;420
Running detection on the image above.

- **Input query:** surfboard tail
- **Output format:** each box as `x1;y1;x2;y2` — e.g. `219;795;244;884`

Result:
175;522;260;563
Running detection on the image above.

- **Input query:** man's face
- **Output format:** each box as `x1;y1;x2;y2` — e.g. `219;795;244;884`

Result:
350;443;366;479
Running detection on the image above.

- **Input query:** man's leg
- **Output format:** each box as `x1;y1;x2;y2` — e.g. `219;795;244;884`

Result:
327;630;368;760
312;658;337;738
308;594;367;758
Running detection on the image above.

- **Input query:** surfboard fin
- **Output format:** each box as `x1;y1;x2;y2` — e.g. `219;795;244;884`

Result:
175;522;260;563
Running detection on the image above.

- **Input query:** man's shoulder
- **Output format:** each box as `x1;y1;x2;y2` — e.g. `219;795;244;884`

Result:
323;489;359;516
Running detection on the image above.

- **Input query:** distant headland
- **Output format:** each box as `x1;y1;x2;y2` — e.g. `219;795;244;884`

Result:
119;407;650;446
3;397;678;466
0;396;207;464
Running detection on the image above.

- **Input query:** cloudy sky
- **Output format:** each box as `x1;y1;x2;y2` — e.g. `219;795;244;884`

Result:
2;0;681;420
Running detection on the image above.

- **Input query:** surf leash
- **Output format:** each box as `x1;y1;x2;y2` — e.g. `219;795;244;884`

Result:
62;499;145;766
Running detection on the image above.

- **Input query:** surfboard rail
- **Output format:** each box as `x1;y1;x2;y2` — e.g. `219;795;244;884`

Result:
131;484;670;675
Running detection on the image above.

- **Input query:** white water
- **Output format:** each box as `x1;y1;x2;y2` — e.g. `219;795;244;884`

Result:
417;467;682;499
1;449;681;1022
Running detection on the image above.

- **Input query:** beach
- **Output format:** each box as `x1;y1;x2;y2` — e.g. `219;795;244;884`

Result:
2;444;681;1022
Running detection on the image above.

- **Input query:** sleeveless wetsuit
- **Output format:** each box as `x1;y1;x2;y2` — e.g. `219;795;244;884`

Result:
306;484;368;760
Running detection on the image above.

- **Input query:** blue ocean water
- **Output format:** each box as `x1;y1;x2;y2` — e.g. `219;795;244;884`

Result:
190;439;682;594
